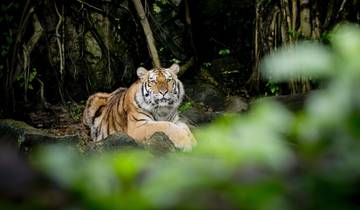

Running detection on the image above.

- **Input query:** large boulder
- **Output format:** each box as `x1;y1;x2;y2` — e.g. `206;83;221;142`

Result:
0;119;79;152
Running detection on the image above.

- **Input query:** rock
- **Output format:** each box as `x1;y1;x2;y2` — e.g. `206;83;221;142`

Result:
144;132;176;155
179;96;248;126
225;96;249;113
0;119;79;152
184;80;226;111
251;92;311;112
180;107;222;126
268;93;308;112
93;133;139;152
82;132;178;155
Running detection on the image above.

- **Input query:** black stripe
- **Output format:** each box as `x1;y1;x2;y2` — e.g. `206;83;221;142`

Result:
95;126;100;139
92;105;105;125
176;82;181;98
134;94;143;110
109;110;116;133
116;93;123;106
138;111;154;120
113;94;123;125
131;114;148;122
141;84;145;98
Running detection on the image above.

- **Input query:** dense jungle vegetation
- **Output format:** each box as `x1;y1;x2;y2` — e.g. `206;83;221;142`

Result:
0;0;360;209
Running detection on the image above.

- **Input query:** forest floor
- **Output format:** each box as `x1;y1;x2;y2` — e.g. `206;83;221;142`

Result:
26;104;87;138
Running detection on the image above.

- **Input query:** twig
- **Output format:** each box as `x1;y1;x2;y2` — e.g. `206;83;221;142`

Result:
131;0;161;67
336;0;348;20
75;0;104;13
23;45;29;102
246;2;262;92
178;57;194;77
323;0;335;29
74;0;137;28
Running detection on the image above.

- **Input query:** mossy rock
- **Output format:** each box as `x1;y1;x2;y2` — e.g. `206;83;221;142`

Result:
0;119;79;152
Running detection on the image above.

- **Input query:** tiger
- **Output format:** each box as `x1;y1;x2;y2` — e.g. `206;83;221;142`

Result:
82;64;196;151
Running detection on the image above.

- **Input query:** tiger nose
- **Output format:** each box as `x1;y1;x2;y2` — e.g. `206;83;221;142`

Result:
159;89;168;95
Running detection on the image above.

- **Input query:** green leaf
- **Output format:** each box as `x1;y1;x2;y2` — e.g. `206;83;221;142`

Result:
153;3;161;14
29;69;37;81
170;58;180;64
331;24;360;73
219;48;231;55
179;101;192;112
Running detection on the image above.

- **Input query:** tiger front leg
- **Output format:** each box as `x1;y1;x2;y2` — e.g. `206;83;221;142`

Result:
174;121;197;146
127;121;196;151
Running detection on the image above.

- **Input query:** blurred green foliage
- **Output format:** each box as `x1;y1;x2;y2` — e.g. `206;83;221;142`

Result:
178;101;192;113
13;24;360;210
153;3;162;14
265;80;280;95
219;48;231;56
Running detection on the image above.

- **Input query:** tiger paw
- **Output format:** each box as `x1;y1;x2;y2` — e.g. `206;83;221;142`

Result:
165;126;196;152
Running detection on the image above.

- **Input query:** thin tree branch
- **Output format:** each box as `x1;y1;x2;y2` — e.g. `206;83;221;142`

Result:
336;0;348;20
131;0;161;67
22;12;43;102
54;0;65;103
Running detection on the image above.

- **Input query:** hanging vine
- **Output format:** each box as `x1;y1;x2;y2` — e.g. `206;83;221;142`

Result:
54;0;65;103
2;0;144;113
248;0;358;95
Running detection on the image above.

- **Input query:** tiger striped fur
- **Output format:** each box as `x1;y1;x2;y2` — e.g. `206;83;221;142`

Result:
82;64;196;151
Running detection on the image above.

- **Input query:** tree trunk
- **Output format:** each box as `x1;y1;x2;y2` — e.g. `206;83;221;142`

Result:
131;0;161;67
299;0;311;37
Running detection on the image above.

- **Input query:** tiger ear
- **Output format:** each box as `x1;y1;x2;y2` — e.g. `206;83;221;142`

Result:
137;67;148;79
168;64;180;75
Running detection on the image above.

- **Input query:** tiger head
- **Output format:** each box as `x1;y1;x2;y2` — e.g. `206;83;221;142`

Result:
135;64;184;116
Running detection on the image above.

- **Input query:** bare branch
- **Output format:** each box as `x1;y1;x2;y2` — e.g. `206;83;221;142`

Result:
131;0;161;67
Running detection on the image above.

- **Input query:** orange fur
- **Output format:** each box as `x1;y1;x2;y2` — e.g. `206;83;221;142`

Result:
82;64;196;151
